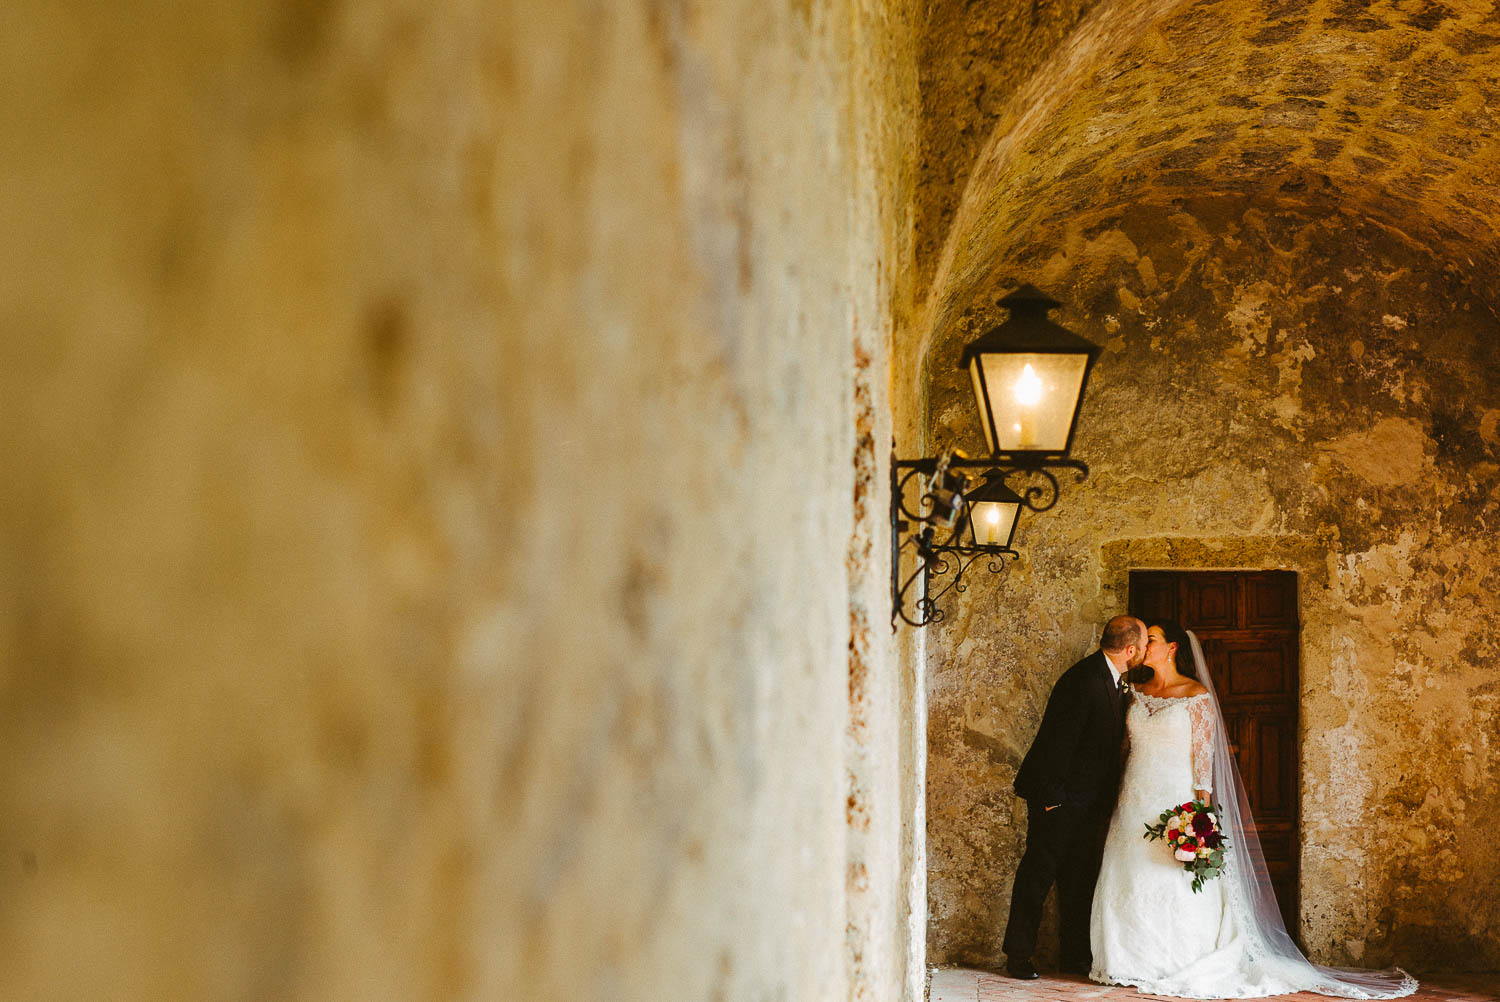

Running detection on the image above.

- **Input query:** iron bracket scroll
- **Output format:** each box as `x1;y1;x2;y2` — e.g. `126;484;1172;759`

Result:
890;451;1089;629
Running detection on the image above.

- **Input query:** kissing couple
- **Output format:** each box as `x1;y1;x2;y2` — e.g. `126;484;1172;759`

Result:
1002;615;1417;999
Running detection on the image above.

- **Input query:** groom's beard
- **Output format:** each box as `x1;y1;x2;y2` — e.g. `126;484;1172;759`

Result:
1125;664;1155;685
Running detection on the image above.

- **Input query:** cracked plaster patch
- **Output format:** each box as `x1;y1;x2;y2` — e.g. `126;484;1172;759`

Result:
1318;417;1431;488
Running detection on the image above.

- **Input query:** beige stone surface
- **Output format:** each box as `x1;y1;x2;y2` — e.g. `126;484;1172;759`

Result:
0;1;924;999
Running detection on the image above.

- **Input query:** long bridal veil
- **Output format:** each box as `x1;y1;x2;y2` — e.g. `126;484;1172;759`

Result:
1188;632;1418;999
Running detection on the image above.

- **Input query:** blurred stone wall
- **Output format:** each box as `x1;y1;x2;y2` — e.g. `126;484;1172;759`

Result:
0;1;923;999
923;197;1500;972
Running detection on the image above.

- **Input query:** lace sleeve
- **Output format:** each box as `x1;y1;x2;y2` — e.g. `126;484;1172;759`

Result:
1189;695;1213;793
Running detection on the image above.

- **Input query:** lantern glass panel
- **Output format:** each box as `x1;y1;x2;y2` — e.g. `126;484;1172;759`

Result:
969;362;995;453
970;498;1019;548
971;351;1089;453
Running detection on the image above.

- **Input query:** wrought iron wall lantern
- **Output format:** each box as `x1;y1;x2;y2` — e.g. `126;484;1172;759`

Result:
892;285;1101;628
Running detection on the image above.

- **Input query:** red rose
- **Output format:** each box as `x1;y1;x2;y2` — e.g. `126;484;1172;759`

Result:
1192;813;1214;837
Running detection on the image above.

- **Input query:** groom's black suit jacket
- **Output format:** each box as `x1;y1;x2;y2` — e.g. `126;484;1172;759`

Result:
1013;650;1126;811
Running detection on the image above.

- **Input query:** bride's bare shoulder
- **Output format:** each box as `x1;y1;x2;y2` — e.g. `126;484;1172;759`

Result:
1183;680;1209;697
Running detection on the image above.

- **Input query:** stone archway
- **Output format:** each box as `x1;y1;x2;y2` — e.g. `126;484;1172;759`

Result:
918;2;1500;971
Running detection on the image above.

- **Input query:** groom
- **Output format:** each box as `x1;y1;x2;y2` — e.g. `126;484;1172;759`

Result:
1001;615;1146;980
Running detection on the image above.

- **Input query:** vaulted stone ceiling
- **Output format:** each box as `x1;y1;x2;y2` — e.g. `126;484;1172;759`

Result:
920;0;1500;340
915;0;1104;289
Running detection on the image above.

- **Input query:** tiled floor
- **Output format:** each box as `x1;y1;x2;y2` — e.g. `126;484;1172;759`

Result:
928;967;1500;1002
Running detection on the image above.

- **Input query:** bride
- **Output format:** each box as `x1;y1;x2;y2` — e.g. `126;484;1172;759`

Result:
1089;620;1417;999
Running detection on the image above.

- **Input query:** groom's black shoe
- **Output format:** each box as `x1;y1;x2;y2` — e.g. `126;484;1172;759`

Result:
1004;958;1039;980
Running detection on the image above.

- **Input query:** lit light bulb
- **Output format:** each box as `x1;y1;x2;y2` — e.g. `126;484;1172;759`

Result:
1013;363;1043;448
1014;363;1043;405
985;507;1001;525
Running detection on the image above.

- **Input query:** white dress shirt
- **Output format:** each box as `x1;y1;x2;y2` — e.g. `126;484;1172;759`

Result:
1102;648;1126;688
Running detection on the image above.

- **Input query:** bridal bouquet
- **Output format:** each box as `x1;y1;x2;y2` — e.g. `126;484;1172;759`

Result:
1143;799;1229;893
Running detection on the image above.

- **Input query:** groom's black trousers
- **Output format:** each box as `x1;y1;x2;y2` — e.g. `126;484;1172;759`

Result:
1002;799;1110;968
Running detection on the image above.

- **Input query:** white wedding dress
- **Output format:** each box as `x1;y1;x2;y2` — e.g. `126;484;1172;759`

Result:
1090;637;1418;999
1090;691;1299;997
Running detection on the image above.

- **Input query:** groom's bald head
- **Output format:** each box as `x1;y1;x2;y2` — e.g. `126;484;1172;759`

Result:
1101;615;1146;656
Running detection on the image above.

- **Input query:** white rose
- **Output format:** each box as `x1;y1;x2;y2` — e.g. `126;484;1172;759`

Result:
1174;847;1196;862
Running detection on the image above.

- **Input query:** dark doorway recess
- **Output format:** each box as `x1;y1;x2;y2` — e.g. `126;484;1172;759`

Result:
1129;569;1301;939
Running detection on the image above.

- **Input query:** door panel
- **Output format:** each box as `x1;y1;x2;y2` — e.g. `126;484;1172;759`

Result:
1184;573;1238;629
1247;576;1298;627
1226;646;1287;696
1129;570;1300;939
1132;572;1177;625
1256;717;1292;813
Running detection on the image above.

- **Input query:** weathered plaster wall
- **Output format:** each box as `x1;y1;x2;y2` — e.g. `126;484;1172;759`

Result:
923;202;1500;972
0;1;923;1000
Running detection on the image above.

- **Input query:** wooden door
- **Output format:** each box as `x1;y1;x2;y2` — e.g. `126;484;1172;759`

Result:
1129;570;1301;937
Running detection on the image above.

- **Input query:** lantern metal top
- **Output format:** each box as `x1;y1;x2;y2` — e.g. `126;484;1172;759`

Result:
1000;283;1062;311
957;284;1102;367
967;469;1024;506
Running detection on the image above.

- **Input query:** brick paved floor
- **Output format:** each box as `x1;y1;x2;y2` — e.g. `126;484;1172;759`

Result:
929;967;1500;1002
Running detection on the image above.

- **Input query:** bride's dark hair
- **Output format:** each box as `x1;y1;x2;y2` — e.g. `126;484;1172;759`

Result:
1152;619;1195;678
